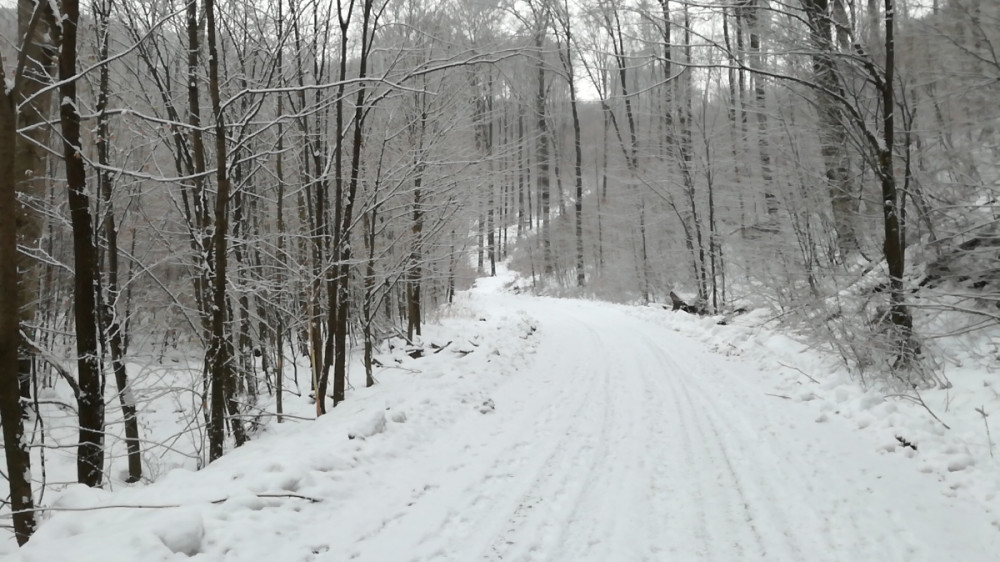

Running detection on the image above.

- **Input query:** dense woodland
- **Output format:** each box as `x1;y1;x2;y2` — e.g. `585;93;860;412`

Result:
0;0;997;546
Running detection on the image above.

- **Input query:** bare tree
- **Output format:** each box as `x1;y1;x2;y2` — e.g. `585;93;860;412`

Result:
0;35;37;546
55;0;106;487
801;0;859;258
93;0;142;483
551;0;586;287
204;0;247;461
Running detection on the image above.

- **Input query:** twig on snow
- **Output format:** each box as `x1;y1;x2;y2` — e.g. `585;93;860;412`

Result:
885;386;951;430
0;492;323;517
975;406;993;458
777;361;819;384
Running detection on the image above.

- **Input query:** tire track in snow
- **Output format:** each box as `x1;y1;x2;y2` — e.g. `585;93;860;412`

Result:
548;327;640;561
344;308;616;562
479;370;608;561
641;358;712;560
647;339;747;560
643;332;840;560
331;317;585;560
644;329;921;561
327;296;997;561
481;322;619;561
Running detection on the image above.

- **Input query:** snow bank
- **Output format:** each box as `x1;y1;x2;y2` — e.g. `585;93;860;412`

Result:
4;281;542;560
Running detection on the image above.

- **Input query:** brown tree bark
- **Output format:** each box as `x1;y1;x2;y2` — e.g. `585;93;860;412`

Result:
877;0;913;364
95;0;142;483
407;172;424;342
205;0;246;461
274;0;287;422
406;86;428;343
331;0;376;408
57;0;106;487
15;0;57;401
0;53;37;546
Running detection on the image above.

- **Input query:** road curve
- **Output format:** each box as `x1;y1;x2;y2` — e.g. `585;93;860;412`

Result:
332;294;999;561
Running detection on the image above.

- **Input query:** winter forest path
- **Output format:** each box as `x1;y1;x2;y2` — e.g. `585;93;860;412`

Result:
11;285;999;561
320;292;997;561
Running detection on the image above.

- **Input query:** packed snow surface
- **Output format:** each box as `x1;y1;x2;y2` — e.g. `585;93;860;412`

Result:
7;269;999;560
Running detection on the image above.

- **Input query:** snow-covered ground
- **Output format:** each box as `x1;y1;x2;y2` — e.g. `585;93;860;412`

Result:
5;266;999;560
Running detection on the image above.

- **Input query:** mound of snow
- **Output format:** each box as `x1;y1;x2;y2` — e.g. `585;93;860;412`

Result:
152;508;204;556
348;410;388;440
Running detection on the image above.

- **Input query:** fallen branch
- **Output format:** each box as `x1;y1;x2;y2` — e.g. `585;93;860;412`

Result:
777;361;819;384
1;492;322;517
886;386;951;430
430;341;453;354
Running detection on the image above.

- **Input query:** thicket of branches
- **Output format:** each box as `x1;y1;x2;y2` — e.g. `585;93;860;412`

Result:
1;0;997;546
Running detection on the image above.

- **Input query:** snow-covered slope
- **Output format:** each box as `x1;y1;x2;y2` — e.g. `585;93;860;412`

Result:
7;268;999;560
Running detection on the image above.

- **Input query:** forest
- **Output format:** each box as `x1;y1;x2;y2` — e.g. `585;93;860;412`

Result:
1;0;998;547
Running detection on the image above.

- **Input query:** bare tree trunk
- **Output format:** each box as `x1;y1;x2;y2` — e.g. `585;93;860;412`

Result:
94;0;141;482
803;0;859;258
205;0;246;461
447;229;457;304
746;1;778;219
877;0;913;364
535;25;553;276
554;2;586;287
472;73;496;278
486;78;496;277
0;53;37;546
407;172;424;341
15;0;58;399
288;0;328;414
363;205;378;388
597;103;608;271
723;8;742;169
183;0;214;432
701;96;722;312
332;0;376;407
677;7;708;302
273;0;287;423
318;0;355;414
55;0;106;487
516;108;527;236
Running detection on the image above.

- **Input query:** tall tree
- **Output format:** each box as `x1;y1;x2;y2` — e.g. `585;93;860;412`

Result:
0;37;37;546
205;0;247;461
873;0;913;364
94;0;142;483
743;0;777;219
15;0;57;399
57;0;105;487
331;0;377;408
802;0;859;258
552;0;585;287
533;7;553;276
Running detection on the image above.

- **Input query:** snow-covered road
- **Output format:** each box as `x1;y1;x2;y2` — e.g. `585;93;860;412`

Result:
12;286;1000;561
331;294;996;561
